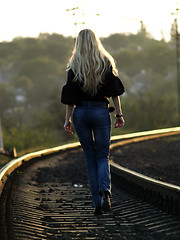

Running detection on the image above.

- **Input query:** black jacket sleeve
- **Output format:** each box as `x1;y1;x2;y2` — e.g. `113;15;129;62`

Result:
103;68;125;97
61;69;81;105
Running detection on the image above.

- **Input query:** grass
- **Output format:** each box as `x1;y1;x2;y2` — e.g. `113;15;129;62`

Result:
1;127;179;171
0;154;12;169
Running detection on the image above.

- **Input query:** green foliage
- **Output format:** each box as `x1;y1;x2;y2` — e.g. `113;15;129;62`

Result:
3;125;62;153
113;38;175;77
0;83;16;117
0;32;179;154
0;154;12;168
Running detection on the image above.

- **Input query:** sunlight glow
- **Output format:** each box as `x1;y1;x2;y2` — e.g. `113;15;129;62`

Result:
0;0;179;41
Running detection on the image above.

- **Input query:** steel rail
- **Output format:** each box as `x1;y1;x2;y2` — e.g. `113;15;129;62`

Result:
111;162;180;215
0;126;180;240
110;126;180;216
0;126;180;213
111;126;180;143
0;142;80;195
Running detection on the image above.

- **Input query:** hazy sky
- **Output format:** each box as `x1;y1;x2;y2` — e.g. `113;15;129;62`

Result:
1;0;179;42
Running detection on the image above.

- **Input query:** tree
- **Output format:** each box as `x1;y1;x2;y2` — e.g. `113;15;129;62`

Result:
0;83;16;117
15;57;63;105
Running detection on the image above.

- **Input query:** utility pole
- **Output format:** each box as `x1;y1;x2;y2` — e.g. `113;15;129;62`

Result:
66;0;85;39
175;15;180;119
66;6;79;39
118;18;144;34
0;117;3;152
172;7;180;120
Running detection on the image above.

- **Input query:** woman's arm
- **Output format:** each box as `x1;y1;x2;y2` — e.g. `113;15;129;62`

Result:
64;105;74;135
112;96;122;115
112;96;125;128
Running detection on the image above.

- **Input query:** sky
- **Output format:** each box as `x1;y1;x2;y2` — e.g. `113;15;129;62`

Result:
0;0;180;42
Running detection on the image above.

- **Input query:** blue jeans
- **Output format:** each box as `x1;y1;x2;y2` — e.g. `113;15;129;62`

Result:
73;101;111;207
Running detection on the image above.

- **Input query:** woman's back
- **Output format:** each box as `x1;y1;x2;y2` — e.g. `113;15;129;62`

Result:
67;29;118;96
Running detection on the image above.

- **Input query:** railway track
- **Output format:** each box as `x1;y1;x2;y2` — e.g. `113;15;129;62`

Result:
0;127;180;240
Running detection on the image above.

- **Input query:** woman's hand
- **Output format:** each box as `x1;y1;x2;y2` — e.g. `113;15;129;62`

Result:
64;119;73;135
64;105;74;135
114;116;125;128
112;96;124;128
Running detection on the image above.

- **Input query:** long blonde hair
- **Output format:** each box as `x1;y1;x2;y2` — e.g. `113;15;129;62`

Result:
67;29;118;95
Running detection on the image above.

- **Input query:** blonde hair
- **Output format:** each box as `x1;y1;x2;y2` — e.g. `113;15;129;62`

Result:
67;29;118;95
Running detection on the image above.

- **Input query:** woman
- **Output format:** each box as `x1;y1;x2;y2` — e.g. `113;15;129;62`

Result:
61;29;125;215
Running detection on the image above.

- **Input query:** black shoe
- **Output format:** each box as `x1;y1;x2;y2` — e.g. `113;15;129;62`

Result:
94;206;102;215
101;191;111;213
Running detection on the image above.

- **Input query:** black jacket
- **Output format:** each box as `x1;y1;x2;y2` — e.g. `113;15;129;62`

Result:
61;68;125;105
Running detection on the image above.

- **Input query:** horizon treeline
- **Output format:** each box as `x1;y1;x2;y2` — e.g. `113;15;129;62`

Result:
0;31;178;153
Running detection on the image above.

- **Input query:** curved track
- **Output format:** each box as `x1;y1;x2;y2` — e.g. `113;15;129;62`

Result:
1;127;180;240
